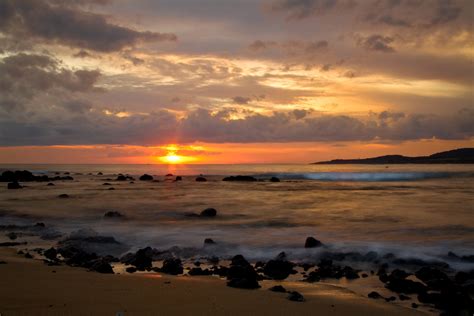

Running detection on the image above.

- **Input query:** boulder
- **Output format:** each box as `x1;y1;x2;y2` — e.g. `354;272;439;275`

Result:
126;266;137;273
6;232;17;240
89;258;114;274
7;182;22;189
44;247;58;260
58;194;69;198
195;176;207;182
368;291;383;299
287;291;305;302
175;176;182;181
120;247;153;271
269;285;287;293
270;177;280;182
160;258;183;275
204;238;216;245
263;255;295;280
226;255;260;289
200;208;217;217
304;237;323;248
139;174;153;181
222;175;257;182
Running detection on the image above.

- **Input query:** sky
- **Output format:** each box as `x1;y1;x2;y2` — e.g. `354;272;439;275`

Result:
0;0;472;164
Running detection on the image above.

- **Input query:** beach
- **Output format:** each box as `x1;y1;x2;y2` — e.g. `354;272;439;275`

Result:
0;165;473;315
0;248;424;316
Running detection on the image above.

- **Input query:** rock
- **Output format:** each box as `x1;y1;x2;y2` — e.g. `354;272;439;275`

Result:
269;285;287;293
108;187;115;190
126;266;137;273
226;255;260;289
304;237;323;248
89;258;114;274
0;242;27;247
342;266;360;279
166;174;173;177
195;176;207;182
368;291;383;299
139;174;153;181
120;247;153;271
361;273;369;278
58;194;69;198
6;232;17;240
222;175;257;182
385;296;397;302
287;291;305;302
175;176;182;181
103;183;111;186
270;177;280;182
415;267;450;290
200;208;217;217
24;252;33;259
104;211;124;219
44;247;57;260
116;175;134;181
263;256;295;280
35;222;46;228
7;182;22;189
399;294;411;301
160;258;183;275
47;183;55;186
385;278;427;294
188;267;212;276
204;238;216;245
97;172;103;175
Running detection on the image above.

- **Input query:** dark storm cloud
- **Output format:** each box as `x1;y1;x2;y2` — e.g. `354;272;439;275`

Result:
357;34;396;53
0;0;176;52
0;106;472;146
0;53;101;112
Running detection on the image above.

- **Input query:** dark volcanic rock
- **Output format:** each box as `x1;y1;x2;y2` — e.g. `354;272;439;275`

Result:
126;266;137;273
385;278;427;294
175;176;182;181
287;291;305;302
6;232;17;240
1;170;73;182
200;208;217;217
188;267;212;276
120;247;154;271
47;183;55;186
7;182;22;189
195;176;207;182
263;255;295;280
104;211;124;219
226;255;260;289
415;267;450;291
58;194;69;198
304;237;323;248
204;238;216;245
89;258;114;274
222;175;257;182
44;247;58;260
116;174;134;181
269;285;287;293
270;177;280;182
160;258;183;275
0;242;27;247
139;174;153;181
368;291;383;299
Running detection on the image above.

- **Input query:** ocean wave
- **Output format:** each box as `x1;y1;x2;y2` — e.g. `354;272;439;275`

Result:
257;171;472;182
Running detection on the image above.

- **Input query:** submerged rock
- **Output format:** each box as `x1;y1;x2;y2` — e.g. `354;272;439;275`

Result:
304;237;323;248
104;211;124;219
222;175;257;182
139;174;153;181
200;208;217;217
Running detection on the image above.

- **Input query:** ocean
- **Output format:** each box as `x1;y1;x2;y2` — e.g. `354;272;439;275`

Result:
1;163;473;271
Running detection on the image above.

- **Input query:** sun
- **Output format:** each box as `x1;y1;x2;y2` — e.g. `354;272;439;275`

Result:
163;154;182;164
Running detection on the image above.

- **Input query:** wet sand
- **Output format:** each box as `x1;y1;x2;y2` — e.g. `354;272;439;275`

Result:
0;248;424;316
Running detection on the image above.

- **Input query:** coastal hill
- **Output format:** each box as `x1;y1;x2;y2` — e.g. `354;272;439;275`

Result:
313;148;474;164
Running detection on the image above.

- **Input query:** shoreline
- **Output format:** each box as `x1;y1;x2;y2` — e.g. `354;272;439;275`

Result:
0;248;425;315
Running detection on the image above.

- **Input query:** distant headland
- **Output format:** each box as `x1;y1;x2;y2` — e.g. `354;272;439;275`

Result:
313;148;474;164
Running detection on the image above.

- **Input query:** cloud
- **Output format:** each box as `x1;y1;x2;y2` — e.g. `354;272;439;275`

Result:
357;34;396;53
0;0;176;52
232;96;252;104
268;0;356;20
0;105;472;146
